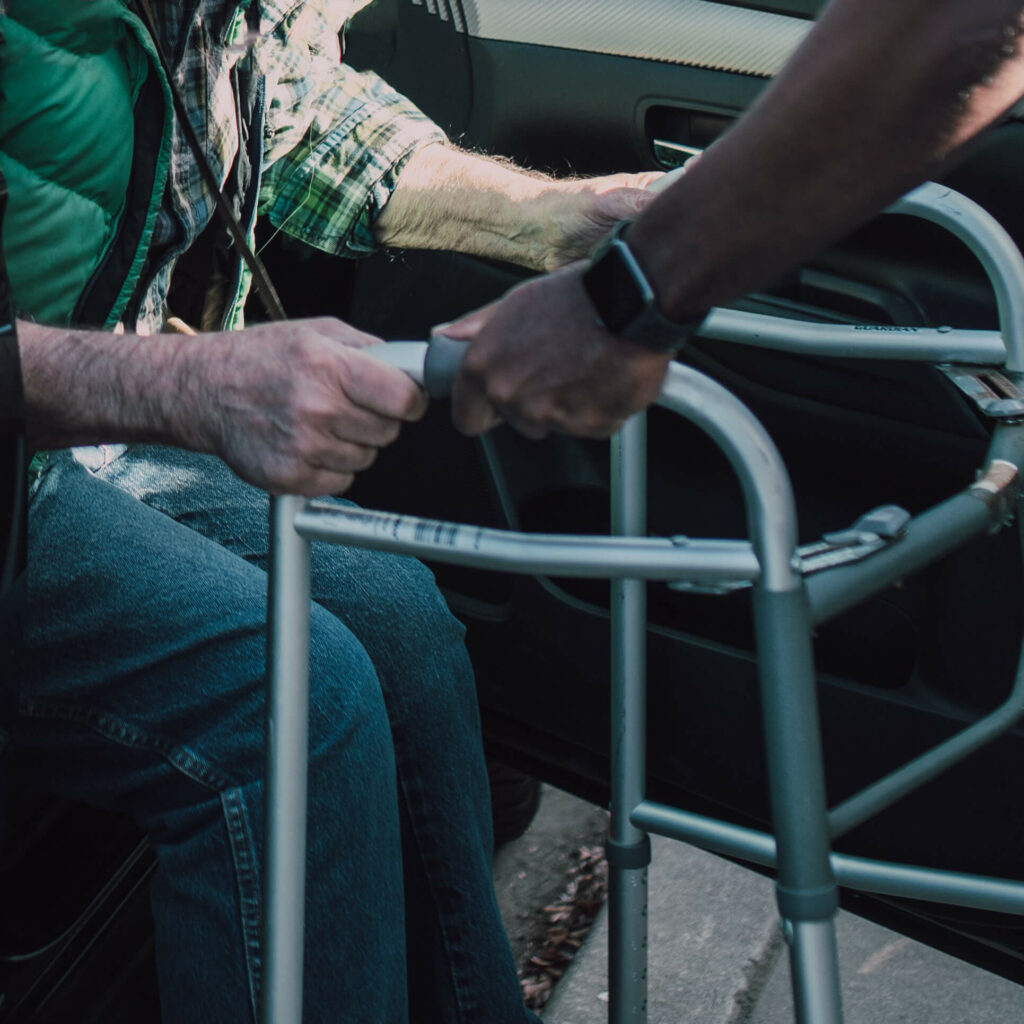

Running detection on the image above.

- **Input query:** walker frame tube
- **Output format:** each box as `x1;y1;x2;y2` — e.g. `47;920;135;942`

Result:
656;366;844;1023
827;625;1024;840
608;415;652;1024
263;495;312;1024
631;800;1024;915
293;504;762;583
262;183;1024;1024
805;491;1005;625
698;309;1005;364
696;181;1024;369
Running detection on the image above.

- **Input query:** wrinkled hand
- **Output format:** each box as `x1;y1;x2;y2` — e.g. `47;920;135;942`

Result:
188;318;427;496
445;267;672;439
536;171;665;271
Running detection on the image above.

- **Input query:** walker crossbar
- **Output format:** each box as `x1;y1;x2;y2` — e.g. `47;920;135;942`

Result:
631;800;1024;915
696;181;1024;369
804;470;1022;624
293;503;762;584
263;182;1024;1024
698;309;1006;364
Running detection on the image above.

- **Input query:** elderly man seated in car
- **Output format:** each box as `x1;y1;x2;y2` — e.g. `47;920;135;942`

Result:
1;1;659;1021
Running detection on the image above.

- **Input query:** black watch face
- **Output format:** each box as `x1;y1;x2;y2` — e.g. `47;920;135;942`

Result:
583;242;645;333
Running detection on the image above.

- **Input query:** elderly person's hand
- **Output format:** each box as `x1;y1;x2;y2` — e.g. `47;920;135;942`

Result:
526;170;665;270
20;317;427;497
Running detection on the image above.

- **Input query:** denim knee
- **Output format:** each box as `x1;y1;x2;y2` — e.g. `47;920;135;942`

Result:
146;606;405;1024
303;601;396;783
310;545;475;704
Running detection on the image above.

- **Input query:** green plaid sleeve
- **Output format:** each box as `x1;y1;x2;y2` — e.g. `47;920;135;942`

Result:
258;55;447;257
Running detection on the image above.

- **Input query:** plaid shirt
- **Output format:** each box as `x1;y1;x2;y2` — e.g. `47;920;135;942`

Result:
137;0;446;332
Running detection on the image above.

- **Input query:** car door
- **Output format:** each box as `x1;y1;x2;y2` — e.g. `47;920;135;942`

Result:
266;0;1024;983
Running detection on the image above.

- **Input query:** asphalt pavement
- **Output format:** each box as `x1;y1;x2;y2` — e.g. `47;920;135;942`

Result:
494;786;1023;1024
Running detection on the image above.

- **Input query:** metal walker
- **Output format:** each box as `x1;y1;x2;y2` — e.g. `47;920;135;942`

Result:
262;182;1024;1024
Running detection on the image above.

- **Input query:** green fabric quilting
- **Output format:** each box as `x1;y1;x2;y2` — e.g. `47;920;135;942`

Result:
3;0;174;487
0;0;172;328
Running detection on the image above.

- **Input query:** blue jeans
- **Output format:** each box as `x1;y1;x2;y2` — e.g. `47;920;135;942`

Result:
18;446;538;1024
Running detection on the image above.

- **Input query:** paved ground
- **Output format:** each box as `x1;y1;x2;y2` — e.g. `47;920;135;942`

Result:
492;783;610;967
494;786;1024;1024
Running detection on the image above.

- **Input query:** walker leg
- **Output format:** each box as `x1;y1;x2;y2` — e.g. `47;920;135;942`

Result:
754;586;844;1024
263;495;312;1024
608;864;649;1024
608;416;651;1024
785;920;844;1024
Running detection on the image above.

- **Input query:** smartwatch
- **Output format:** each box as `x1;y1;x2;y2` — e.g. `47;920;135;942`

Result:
581;220;707;352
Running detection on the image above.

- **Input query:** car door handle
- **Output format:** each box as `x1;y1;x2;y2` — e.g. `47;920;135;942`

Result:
652;138;703;170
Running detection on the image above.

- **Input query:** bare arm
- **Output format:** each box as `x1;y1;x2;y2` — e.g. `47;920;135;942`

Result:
448;0;1024;436
374;142;662;271
19;319;427;496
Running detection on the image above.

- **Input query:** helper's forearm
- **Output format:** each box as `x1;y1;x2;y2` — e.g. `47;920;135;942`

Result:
630;0;1024;321
19;321;209;452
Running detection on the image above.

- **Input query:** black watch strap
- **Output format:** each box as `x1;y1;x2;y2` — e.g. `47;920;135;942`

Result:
581;220;707;352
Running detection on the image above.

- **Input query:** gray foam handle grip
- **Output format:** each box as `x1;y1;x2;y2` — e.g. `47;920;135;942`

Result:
424;334;470;399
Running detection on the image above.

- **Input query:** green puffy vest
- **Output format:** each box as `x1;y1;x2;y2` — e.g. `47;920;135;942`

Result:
0;0;173;327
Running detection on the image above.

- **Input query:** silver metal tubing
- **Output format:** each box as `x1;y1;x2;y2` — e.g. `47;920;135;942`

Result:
987;420;1024;466
656;362;842;1020
608;867;650;1024
807;422;1024;625
293;502;761;583
753;588;837;911
805;491;993;625
833;853;1024;913
889;183;1024;371
633;799;778;865
609;414;651;1024
632;800;1024;914
695;182;1024;370
698;310;1004;364
827;519;1024;840
829;654;1024;837
263;495;313;1024
754;585;844;1024
610;417;649;839
787;921;843;1024
655;362;800;591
